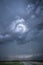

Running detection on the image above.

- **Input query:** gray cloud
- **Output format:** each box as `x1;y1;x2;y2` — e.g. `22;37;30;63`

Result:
0;0;43;60
0;0;43;44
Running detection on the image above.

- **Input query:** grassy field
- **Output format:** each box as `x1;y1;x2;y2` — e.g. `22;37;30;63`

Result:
0;62;24;65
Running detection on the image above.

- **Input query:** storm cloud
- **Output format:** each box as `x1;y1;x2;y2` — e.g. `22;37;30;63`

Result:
0;0;43;60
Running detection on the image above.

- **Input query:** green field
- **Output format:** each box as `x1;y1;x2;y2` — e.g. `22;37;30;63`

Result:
0;62;24;65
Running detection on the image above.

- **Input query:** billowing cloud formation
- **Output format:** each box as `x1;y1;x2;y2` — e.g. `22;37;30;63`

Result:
9;18;28;33
0;0;43;44
0;18;29;43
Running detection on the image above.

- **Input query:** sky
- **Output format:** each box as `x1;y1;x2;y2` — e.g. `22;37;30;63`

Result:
0;0;43;60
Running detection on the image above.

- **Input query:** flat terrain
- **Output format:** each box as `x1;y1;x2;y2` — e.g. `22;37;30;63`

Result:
0;61;43;65
0;62;24;65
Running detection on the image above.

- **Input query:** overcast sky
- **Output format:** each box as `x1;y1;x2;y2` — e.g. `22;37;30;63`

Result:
0;0;43;60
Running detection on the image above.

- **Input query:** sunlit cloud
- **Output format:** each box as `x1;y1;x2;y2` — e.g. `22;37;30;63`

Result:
8;18;28;34
15;23;27;33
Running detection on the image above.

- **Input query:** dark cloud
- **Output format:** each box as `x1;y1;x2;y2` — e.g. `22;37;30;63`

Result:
37;23;43;30
0;0;43;43
0;0;43;60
